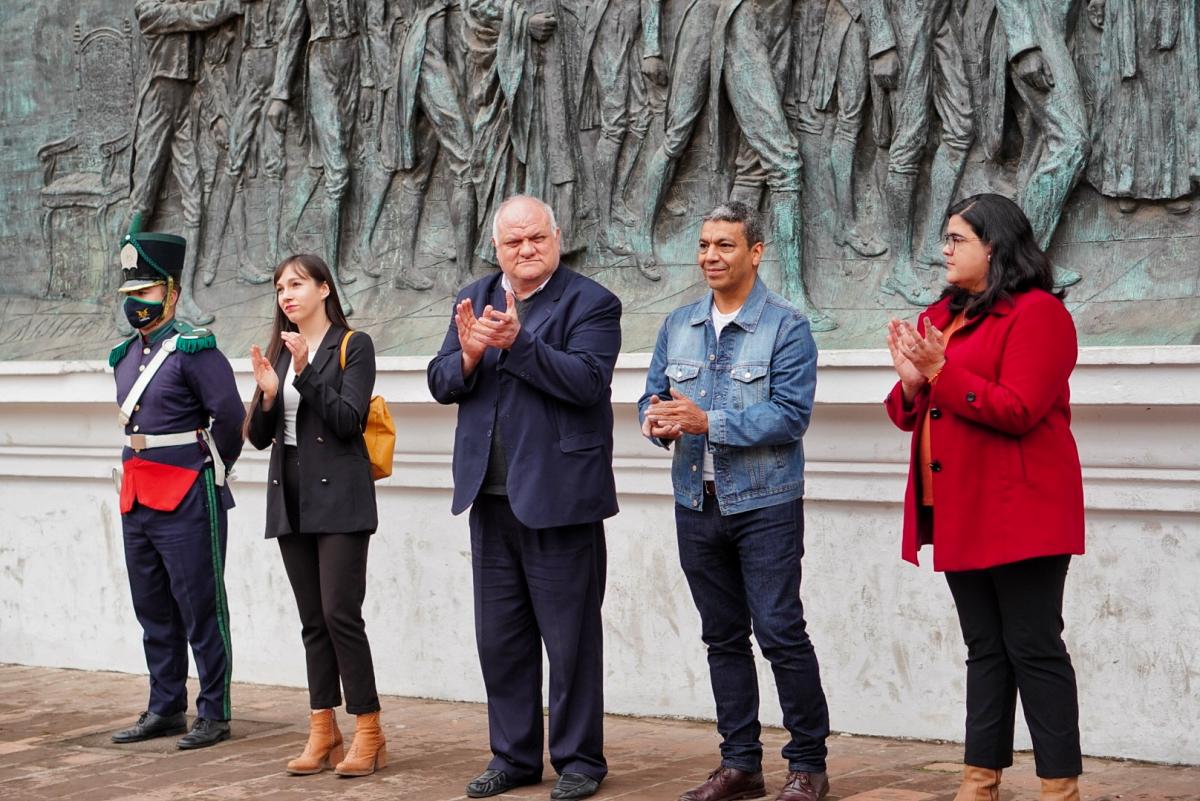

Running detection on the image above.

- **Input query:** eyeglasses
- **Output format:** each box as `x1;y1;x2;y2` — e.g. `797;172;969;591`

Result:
942;234;983;252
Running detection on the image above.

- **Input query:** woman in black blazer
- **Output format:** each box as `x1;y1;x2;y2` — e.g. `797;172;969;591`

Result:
245;254;385;778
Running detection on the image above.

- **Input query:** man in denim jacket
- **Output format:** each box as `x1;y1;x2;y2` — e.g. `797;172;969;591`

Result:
638;202;831;801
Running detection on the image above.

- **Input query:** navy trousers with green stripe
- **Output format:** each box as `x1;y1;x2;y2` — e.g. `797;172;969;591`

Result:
121;468;233;721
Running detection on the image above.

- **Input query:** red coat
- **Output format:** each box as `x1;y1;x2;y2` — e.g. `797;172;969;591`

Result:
884;289;1085;572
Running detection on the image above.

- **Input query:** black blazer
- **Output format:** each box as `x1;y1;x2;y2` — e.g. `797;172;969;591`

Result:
248;325;378;537
427;267;622;529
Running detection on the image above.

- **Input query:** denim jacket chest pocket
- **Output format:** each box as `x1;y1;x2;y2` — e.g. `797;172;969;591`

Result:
665;360;703;400
729;361;770;409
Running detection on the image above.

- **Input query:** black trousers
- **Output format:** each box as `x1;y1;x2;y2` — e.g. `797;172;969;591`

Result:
469;494;608;782
945;554;1082;778
278;446;380;714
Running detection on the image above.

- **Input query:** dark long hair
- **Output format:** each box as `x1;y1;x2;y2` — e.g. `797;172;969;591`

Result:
243;254;350;437
941;193;1064;317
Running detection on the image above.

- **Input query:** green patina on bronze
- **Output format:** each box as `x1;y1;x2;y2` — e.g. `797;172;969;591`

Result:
1;0;1197;361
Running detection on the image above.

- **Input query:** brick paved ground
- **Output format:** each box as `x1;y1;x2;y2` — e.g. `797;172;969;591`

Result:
0;665;1195;801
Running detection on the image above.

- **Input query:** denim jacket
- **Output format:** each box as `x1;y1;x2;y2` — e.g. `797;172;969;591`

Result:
638;277;817;514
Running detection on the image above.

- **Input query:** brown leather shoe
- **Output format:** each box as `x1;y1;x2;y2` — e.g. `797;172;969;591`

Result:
775;771;829;801
680;766;766;801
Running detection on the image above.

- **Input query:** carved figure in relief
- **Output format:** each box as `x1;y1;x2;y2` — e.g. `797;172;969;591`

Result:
729;0;796;210
127;0;246;325
1086;0;1199;214
965;0;1088;278
576;0;665;266
875;0;974;306
353;0;477;291
200;0;287;285
628;0;836;330
193;23;236;209
268;0;381;314
790;0;895;257
462;0;582;265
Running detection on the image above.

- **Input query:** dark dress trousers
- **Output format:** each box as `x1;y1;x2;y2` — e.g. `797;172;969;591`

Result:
427;266;621;783
247;325;381;713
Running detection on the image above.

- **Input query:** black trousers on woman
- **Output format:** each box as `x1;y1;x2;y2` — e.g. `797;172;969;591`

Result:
944;554;1082;778
278;446;380;714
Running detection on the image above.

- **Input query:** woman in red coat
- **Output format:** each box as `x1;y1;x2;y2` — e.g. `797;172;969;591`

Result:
884;194;1084;801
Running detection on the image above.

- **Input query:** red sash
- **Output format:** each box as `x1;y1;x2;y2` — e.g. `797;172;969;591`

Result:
120;457;201;514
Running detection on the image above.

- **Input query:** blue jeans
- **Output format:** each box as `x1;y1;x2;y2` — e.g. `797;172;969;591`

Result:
675;496;829;773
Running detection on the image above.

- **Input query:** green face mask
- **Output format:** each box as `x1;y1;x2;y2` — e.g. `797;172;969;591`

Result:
123;296;165;329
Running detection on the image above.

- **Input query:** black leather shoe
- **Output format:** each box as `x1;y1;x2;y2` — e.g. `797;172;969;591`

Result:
176;717;231;749
111;711;188;743
466;768;542;798
552;772;601;799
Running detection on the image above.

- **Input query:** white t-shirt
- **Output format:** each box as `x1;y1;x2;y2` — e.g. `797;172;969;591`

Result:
704;303;742;481
281;349;315;446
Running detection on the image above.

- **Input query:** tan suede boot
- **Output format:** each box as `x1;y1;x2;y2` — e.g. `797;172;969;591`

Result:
953;765;1002;801
1041;776;1081;801
334;710;387;777
286;709;344;775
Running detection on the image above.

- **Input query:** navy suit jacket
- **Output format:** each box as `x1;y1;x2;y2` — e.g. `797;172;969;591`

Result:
427;266;622;529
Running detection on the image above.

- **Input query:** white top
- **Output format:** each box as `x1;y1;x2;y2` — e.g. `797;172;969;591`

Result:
704;303;742;481
281;349;314;446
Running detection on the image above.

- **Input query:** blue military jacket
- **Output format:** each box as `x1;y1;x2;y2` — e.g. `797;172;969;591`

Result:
638;277;817;515
111;320;245;511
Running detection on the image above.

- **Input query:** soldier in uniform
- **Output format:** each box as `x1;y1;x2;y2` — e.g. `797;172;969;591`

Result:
876;0;974;306
626;0;837;331
790;0;896;257
200;0;287;286
127;0;246;326
108;229;245;750
576;0;663;266
353;0;478;291
268;0;380;313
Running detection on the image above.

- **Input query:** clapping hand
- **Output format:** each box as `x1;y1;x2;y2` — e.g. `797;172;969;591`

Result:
455;298;487;375
250;344;279;408
280;331;309;375
887;317;946;401
644;388;708;435
473;291;522;351
641;393;683;441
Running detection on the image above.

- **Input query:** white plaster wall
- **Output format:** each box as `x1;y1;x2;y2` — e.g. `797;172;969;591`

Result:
1;348;1197;765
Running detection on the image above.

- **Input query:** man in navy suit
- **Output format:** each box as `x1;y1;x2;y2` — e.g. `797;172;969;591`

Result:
428;195;621;801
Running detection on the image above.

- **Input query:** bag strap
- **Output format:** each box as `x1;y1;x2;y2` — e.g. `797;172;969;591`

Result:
338;330;355;370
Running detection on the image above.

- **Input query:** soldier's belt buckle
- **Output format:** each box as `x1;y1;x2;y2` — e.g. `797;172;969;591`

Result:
129;434;148;451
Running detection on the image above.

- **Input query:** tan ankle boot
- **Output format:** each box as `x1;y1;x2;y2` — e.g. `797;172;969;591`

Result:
286;709;344;775
953;765;1002;801
1041;776;1081;801
334;710;387;777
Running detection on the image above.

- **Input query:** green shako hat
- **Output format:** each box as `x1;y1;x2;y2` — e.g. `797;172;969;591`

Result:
117;215;187;294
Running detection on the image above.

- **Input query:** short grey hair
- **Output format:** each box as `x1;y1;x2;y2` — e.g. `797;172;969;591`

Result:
701;201;765;247
492;194;559;241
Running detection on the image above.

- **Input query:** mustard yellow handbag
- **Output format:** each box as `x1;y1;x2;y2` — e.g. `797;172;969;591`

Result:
340;331;395;481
